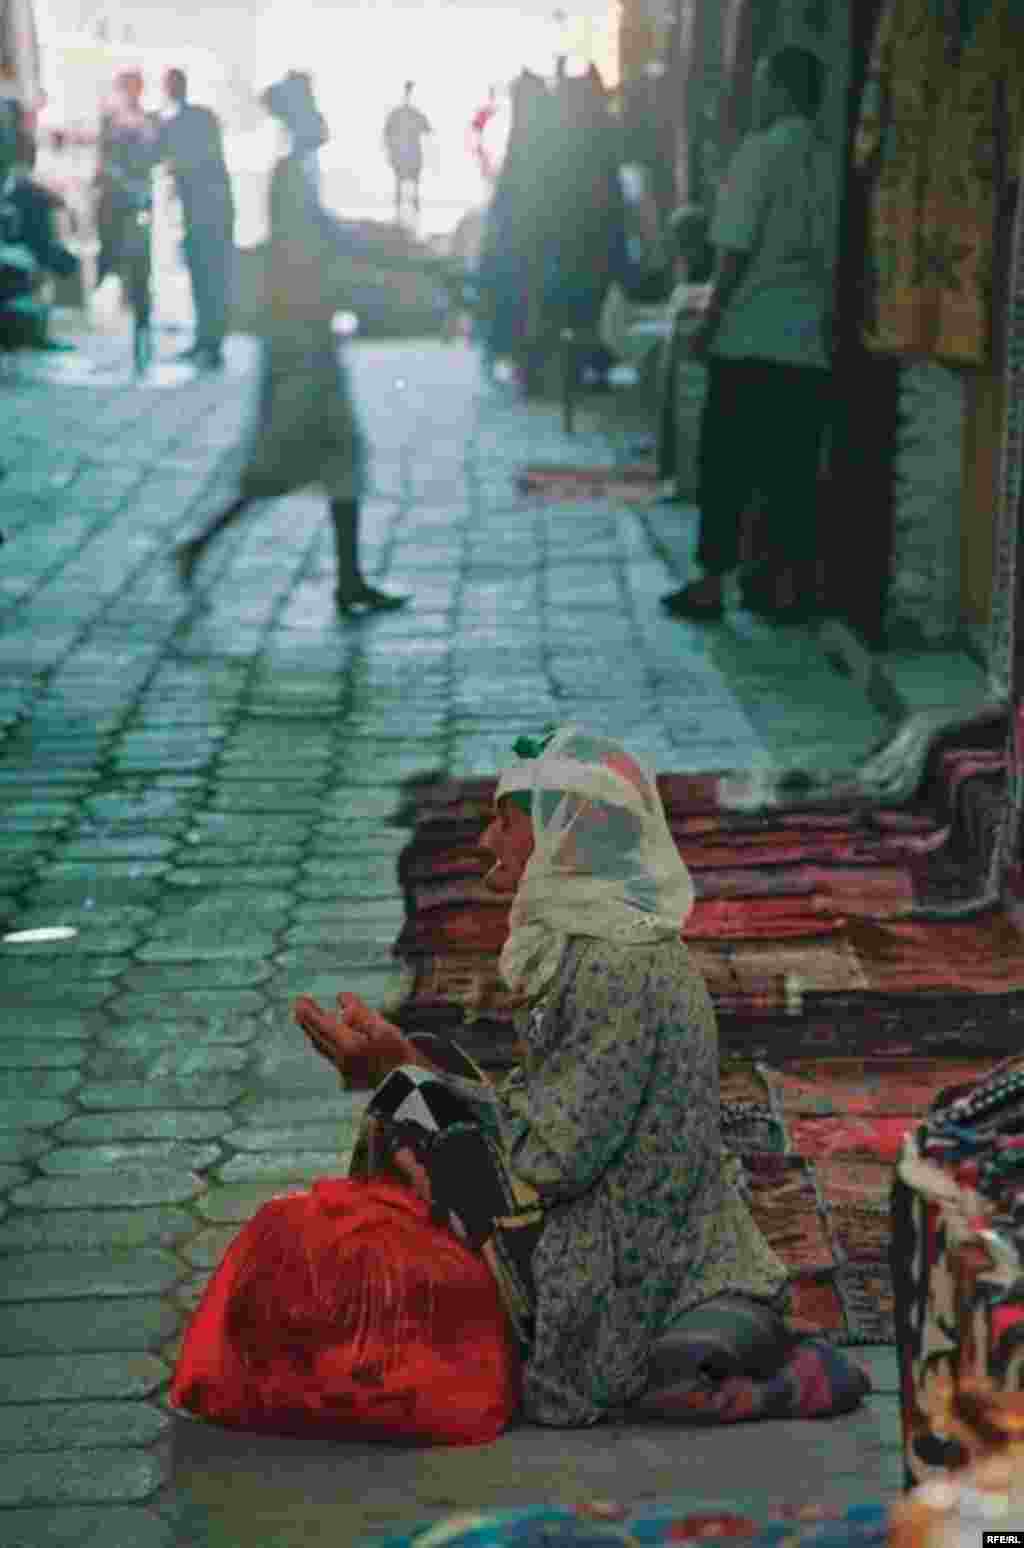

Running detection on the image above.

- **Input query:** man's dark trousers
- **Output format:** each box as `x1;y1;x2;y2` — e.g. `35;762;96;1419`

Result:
695;355;832;580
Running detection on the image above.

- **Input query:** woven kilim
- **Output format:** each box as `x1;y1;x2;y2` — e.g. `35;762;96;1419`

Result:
516;463;663;501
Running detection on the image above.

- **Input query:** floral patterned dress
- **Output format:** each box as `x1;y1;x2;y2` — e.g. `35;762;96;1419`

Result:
356;936;788;1428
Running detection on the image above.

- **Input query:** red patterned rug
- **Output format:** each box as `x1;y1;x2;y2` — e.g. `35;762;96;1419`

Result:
387;753;1019;1348
516;463;663;501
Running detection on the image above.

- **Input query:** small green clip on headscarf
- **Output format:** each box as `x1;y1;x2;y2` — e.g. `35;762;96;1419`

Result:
505;730;555;815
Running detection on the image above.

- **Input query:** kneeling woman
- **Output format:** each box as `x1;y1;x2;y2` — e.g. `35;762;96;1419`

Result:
177;726;868;1433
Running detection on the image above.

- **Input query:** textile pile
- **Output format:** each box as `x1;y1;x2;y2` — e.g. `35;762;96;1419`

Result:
516;464;662;501
392;733;1017;1067
387;736;1020;1347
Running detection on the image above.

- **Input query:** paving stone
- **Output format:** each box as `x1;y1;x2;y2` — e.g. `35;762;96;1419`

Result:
0;958;129;986
0;1098;72;1130
0;798;79;822
208;783;326;813
2;812;75;834
226;1121;361;1152
104;989;267;1023
0;1505;175;1548
154;890;294;921
0;1400;171;1451
215;1150;351;1183
83;788;202;824
0;1447;167;1507
172;1268;213;1308
75;1075;245;1111
178;1225;239;1268
194;1182;305;1223
185;841;306;869
0;1250;184;1301
58;1110;234;1142
11;1168;204;1210
27;878;164;912
277;927;390;962
297;870;402;901
0;1068;81;1101
0;1298;181;1355
97;1018;261;1050
56;836;178;862
117;961;272;992
38;1141;223;1175
0;1130;50;1163
135;932;279;964
0;1208;195;1253
87;1045;249;1080
167;865;299;889
185;814;312;846
36;862;170;888
0;1039;87;1069
0;833;57;861
290;900;407;932
236;1094;368;1128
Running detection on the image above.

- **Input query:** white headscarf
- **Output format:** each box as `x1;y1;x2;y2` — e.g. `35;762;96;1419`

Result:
494;725;695;1000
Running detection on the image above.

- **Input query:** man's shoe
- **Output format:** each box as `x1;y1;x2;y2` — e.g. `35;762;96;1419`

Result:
660;584;724;621
173;541;203;588
335;583;410;614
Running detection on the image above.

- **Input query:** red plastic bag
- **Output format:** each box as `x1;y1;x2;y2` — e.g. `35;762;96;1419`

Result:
171;1178;520;1445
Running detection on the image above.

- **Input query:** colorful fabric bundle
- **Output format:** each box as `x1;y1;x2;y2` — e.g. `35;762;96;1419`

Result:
890;1055;1024;1486
361;1498;891;1546
170;1177;520;1446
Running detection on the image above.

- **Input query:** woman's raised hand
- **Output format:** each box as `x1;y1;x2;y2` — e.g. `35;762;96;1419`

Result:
292;992;414;1090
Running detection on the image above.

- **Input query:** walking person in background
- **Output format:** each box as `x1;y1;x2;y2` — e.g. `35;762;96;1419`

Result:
157;68;235;370
660;47;836;626
94;69;159;291
174;72;455;613
382;81;432;224
468;84;499;186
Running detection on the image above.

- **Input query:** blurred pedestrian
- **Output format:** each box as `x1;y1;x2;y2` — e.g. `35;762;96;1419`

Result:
94;69;159;290
157;68;235;370
468;84;499;186
661;47;836;625
382;81;432;223
174;71;453;613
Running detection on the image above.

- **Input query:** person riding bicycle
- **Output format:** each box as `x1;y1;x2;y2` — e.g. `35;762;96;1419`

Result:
94;70;160;288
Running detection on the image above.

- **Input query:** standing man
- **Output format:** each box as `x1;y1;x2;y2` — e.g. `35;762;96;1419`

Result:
660;47;836;625
382;81;432;224
157;68;235;369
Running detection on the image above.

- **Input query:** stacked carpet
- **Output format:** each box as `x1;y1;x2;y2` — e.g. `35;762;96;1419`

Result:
516;463;664;501
388;737;1021;1347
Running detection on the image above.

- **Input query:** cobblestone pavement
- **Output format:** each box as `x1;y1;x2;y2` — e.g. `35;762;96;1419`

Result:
0;333;901;1546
